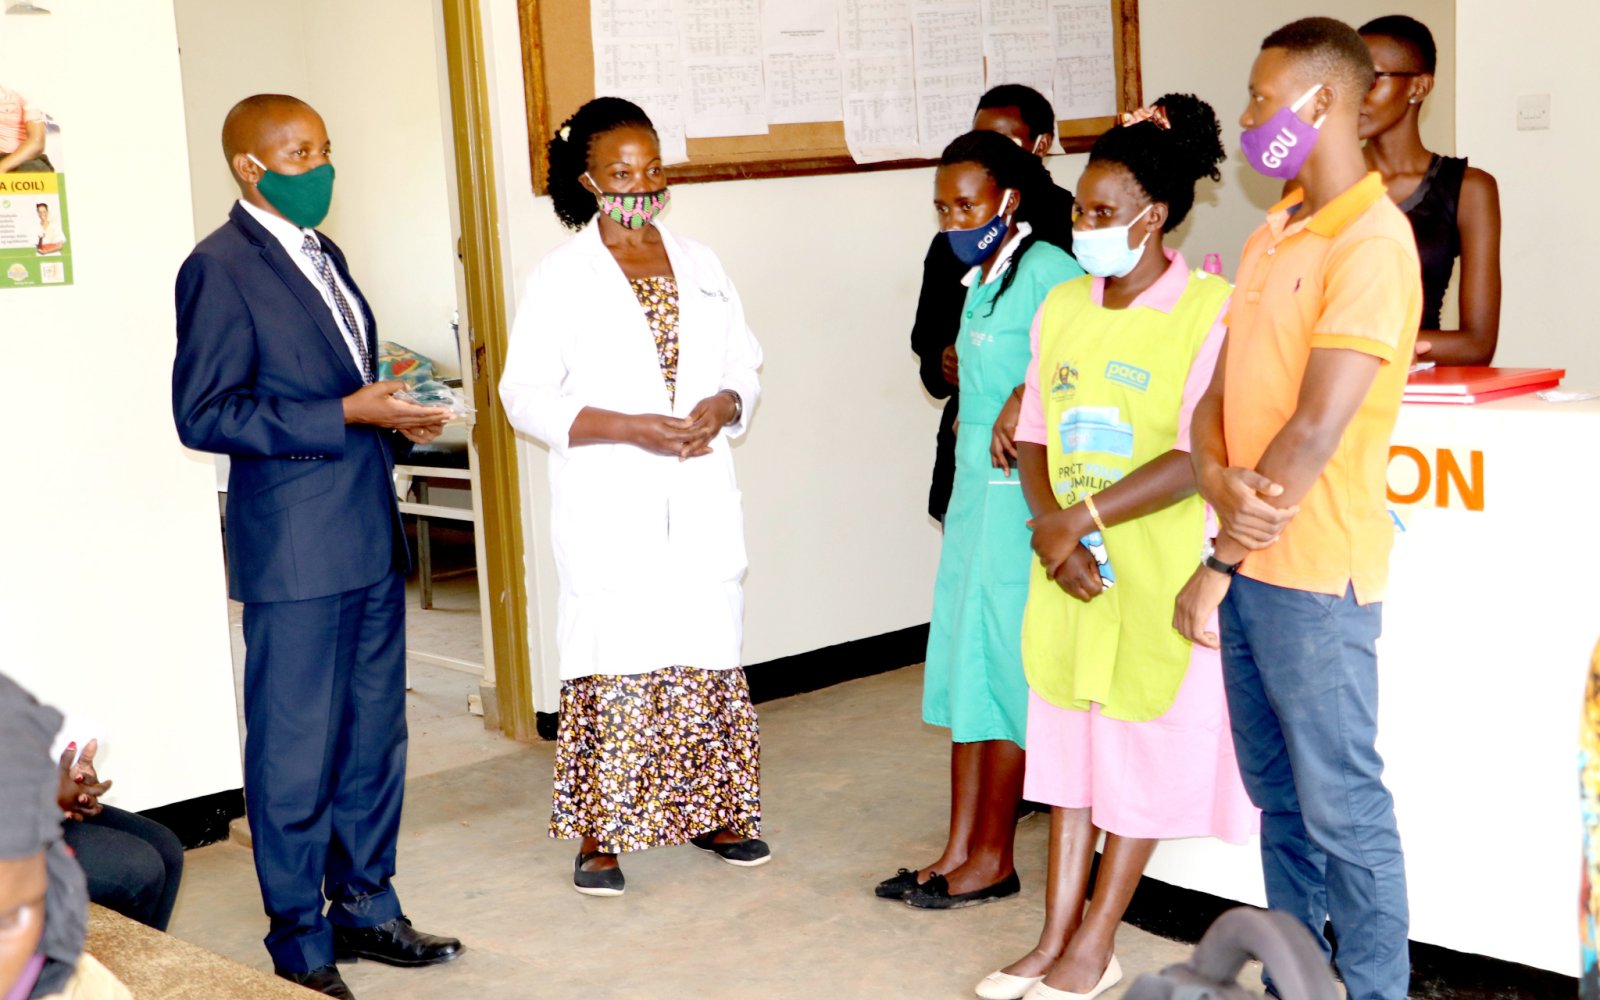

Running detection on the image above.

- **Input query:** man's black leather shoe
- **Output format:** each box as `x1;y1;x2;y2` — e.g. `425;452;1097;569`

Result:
275;963;355;999
334;916;463;968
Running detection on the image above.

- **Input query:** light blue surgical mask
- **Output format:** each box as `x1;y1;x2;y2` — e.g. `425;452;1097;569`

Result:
1071;203;1153;279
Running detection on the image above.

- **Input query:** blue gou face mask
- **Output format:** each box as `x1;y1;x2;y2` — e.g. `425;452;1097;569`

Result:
945;191;1015;266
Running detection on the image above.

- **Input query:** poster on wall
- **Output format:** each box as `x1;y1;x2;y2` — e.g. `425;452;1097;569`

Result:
0;79;71;288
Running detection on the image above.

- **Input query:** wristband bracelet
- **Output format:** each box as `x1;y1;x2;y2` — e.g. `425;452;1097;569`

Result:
1203;553;1242;576
1083;494;1108;533
720;389;743;423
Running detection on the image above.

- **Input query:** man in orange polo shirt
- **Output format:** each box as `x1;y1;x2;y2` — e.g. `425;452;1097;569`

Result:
1172;17;1420;1000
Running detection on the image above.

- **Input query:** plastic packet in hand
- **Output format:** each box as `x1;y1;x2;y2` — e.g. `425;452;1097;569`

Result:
394;379;474;421
1080;531;1115;589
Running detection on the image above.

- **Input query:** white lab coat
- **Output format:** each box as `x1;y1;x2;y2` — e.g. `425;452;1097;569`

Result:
500;220;763;681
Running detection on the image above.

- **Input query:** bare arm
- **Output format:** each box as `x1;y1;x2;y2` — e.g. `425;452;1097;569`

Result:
1017;442;1055;519
1031;445;1199;567
1209;347;1380;564
1036;452;1197;538
1176;346;1381;645
1188;338;1229;485
1192;337;1297;555
0;120;45;173
1416;168;1501;365
568;405;719;460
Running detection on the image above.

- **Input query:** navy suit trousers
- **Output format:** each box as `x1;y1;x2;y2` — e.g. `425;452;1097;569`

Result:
242;570;408;973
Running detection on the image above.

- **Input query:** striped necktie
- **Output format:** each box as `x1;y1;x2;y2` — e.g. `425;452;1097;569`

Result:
301;234;372;383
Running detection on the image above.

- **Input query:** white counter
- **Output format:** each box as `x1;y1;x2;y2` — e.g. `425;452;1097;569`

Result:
1142;393;1600;976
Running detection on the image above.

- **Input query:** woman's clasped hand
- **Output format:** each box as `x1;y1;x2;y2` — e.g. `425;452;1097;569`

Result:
627;392;737;460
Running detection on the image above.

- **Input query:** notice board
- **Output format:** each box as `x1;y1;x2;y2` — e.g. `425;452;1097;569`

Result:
517;0;1142;194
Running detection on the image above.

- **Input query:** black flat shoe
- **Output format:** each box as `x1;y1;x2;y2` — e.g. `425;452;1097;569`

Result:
334;916;462;967
573;849;626;896
690;833;772;867
276;963;355;999
874;866;925;899
903;870;1021;910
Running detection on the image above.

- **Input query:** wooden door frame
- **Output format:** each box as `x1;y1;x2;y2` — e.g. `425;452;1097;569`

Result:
438;0;539;741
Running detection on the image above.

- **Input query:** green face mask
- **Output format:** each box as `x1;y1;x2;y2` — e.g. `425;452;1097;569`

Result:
247;153;335;229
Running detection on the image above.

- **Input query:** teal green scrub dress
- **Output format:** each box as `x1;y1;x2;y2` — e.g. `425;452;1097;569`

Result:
923;238;1084;746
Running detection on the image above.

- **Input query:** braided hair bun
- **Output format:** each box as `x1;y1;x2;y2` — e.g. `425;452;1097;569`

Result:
1088;93;1224;231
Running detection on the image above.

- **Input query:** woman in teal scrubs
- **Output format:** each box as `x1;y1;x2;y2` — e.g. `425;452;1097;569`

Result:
878;130;1083;909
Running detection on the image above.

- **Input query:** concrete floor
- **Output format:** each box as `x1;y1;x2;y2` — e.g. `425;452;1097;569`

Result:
188;572;1267;999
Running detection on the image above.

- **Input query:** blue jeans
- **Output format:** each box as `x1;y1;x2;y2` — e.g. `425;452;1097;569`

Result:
1220;576;1410;1000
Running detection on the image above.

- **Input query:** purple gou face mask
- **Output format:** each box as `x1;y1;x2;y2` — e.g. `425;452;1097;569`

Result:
1240;84;1324;180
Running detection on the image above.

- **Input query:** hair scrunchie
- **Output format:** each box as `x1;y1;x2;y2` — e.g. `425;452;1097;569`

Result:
1118;104;1170;130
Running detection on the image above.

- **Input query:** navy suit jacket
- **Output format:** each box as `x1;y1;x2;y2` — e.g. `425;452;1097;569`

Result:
173;202;409;604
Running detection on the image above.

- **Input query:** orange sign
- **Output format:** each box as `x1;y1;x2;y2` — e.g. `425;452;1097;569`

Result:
1387;446;1484;511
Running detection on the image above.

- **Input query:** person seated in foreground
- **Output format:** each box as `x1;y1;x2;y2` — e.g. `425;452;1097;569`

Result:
0;673;131;1000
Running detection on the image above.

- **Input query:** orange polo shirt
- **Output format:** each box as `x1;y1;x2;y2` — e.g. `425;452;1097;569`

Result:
1224;172;1421;604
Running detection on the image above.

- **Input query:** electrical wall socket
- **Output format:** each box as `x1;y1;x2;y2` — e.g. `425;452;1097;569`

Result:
1517;93;1551;131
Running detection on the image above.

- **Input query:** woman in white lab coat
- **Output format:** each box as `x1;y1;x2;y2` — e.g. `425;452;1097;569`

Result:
499;98;767;897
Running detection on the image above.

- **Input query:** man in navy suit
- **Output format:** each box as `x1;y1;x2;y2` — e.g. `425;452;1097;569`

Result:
172;94;460;999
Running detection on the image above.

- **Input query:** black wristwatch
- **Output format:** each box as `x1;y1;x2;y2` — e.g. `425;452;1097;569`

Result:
1202;540;1241;576
1203;554;1242;576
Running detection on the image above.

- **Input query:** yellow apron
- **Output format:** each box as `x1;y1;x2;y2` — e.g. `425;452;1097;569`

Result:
1021;270;1231;721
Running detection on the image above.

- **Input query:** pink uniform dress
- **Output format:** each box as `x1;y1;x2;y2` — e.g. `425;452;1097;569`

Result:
1014;249;1257;843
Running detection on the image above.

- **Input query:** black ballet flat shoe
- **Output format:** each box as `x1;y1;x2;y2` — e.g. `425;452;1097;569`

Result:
573;849;626;897
333;916;462;967
874;866;924;899
276;963;355;999
902;870;1021;910
690;833;772;867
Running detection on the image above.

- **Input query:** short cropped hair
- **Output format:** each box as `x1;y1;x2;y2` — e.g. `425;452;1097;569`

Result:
975;84;1056;145
1359;15;1438;74
1261;17;1375;98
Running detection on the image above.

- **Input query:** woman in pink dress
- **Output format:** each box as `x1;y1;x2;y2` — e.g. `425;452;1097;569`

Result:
976;94;1258;1000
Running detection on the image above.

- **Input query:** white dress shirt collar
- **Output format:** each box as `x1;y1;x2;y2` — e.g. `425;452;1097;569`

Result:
236;198;371;376
238;197;317;256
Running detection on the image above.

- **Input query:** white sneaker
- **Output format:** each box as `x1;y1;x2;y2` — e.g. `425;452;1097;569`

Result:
1023;956;1122;1000
975;969;1046;999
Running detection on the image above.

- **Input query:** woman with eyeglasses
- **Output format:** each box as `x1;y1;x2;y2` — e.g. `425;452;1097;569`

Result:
1359;14;1501;365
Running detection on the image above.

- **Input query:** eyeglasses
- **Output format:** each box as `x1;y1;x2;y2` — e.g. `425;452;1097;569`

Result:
1373;71;1425;79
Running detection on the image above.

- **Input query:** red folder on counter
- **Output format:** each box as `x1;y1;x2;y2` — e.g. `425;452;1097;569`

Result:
1403;366;1564;404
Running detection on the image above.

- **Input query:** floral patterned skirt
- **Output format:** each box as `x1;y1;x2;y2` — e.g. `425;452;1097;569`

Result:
551;665;762;854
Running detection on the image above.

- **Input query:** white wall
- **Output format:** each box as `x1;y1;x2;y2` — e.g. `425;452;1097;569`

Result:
1457;0;1599;385
174;0;462;376
480;0;1457;711
1;1;241;812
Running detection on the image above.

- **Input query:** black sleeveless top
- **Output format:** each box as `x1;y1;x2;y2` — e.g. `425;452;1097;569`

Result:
1397;154;1467;331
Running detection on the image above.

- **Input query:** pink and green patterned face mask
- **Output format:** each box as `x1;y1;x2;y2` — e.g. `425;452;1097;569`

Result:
587;176;670;230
